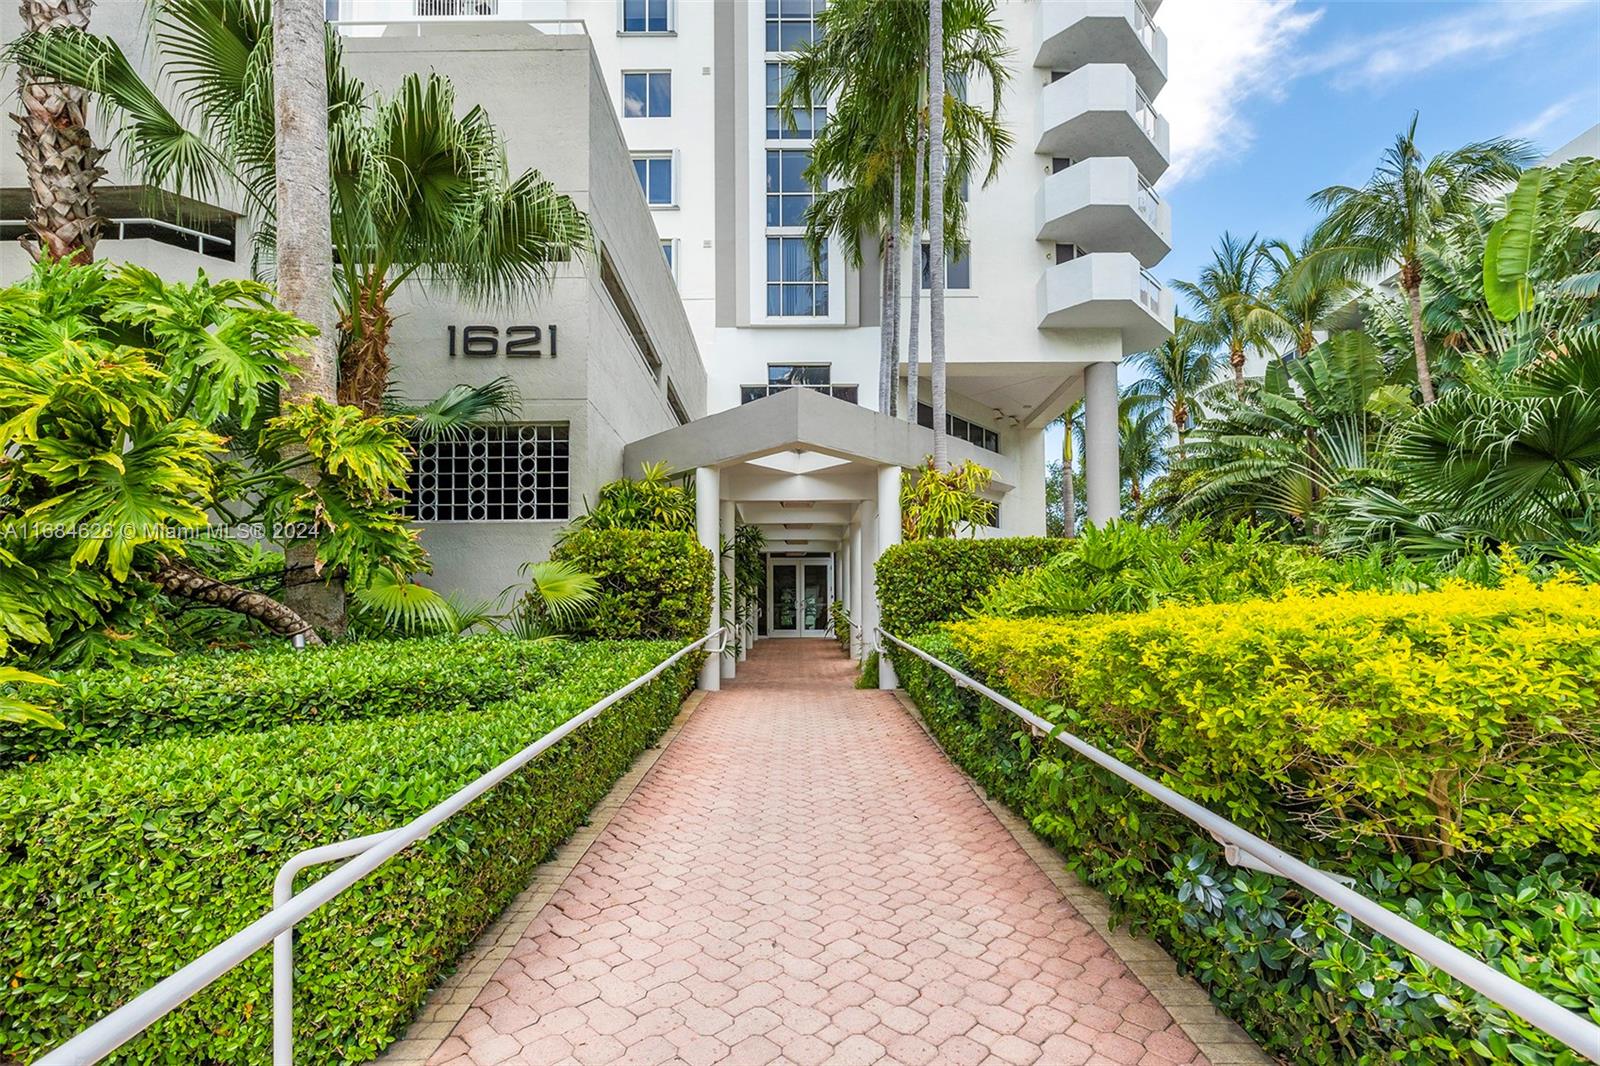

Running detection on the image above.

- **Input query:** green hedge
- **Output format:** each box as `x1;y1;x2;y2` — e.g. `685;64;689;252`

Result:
0;636;576;769
890;582;1600;1065
553;528;714;641
0;640;695;1064
875;536;1058;636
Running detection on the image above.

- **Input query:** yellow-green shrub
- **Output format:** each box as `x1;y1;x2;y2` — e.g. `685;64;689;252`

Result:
945;578;1600;858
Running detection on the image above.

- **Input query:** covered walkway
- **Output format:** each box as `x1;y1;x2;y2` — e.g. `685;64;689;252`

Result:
421;641;1233;1066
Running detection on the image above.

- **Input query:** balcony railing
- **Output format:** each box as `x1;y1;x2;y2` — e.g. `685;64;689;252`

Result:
740;383;860;405
1139;268;1163;313
1132;0;1156;52
1135;89;1160;140
1135;178;1161;228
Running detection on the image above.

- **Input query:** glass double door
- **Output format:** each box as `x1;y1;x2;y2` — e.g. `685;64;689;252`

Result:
768;559;831;636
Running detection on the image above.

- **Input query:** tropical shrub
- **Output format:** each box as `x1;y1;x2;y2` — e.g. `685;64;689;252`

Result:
900;457;997;539
889;581;1600;1064
828;598;852;655
0;260;424;666
567;461;696;535
0;635;576;768
874;535;1057;636
0;640;695;1064
551;528;713;641
507;560;601;637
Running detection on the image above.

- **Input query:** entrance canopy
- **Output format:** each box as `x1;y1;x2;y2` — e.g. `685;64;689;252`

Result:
623;388;1018;554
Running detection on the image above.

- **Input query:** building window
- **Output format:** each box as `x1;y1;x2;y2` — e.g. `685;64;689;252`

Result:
741;364;857;404
766;149;813;228
917;403;1000;453
765;62;824;140
765;0;823;52
766;237;828;317
920;243;971;289
1051;156;1074;174
621;0;670;33
599;246;664;378
632;153;674;206
406;424;569;522
622;71;671;117
1055;243;1081;264
667;380;690;424
660;238;676;277
415;0;499;14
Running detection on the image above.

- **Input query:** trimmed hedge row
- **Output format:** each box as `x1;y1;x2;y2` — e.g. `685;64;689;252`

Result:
0;635;576;769
0;639;697;1064
875;536;1058;636
890;581;1600;1065
553;528;714;641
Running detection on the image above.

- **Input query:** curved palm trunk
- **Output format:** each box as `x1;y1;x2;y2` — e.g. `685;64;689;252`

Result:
1060;420;1076;538
888;156;903;417
14;0;105;264
906;115;926;422
339;285;393;415
927;0;948;469
1400;260;1436;404
273;0;344;636
151;557;323;644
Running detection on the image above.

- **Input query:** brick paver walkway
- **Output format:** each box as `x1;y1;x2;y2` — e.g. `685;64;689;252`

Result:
427;640;1210;1066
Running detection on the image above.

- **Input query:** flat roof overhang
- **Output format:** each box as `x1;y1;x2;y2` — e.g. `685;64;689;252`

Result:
622;387;1019;492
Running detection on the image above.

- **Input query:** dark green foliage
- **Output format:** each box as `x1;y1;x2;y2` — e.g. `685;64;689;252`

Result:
874;536;1058;636
0;635;575;769
0;640;695;1064
891;632;1600;1066
552;529;713;641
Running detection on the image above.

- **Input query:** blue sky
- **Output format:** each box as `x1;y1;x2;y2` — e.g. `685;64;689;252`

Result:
1042;0;1600;465
1155;0;1600;290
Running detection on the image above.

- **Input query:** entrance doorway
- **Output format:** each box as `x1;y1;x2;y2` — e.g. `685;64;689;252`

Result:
767;557;832;637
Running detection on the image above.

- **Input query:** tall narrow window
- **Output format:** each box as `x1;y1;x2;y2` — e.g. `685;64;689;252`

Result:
622;71;671;117
766;149;813;228
765;0;823;52
621;0;670;32
632;153;674;206
765;62;824;139
660;239;677;278
766;237;828;317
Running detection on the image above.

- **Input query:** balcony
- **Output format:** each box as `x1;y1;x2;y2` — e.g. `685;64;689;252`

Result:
1036;1;1167;98
1036;158;1170;267
1037;251;1174;354
1036;64;1170;183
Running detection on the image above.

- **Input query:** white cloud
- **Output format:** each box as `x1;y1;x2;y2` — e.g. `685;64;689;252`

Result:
1307;0;1593;90
1509;90;1590;140
1155;0;1322;189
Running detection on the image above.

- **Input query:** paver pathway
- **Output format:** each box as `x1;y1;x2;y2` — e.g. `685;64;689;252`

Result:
428;640;1212;1066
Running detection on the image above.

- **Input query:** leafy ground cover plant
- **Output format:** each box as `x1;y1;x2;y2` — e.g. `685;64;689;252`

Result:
0;639;695;1064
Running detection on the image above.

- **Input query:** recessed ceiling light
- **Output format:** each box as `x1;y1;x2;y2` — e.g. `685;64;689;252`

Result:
784;523;812;530
780;501;814;509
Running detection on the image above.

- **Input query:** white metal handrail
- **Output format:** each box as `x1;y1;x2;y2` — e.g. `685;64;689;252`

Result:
37;626;728;1066
876;629;1600;1062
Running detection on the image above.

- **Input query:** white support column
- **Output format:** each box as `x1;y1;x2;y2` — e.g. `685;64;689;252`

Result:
695;466;721;692
849;519;864;660
875;464;901;690
1084;361;1121;528
720;499;737;679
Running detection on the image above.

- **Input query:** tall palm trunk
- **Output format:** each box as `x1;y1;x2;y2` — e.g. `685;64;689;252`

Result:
1399;259;1436;404
13;0;105;263
906;114;926;422
1230;339;1245;392
1060;417;1076;538
927;0;948;468
888;155;902;417
879;229;894;414
274;0;344;635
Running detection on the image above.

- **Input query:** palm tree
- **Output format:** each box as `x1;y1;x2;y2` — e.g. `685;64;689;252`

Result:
927;0;948;464
1118;388;1166;508
905;112;928;421
1304;114;1533;404
1251;234;1358;359
1128;318;1216;462
12;1;591;417
11;0;105;263
1050;398;1083;536
1174;231;1271;393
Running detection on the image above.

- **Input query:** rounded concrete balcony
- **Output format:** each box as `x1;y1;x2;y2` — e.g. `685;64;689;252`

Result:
1036;0;1168;98
1036;251;1175;354
1036;64;1170;184
1036;157;1171;267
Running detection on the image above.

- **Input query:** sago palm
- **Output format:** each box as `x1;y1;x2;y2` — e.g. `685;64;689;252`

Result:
10;0;592;416
1128;317;1216;461
1174;232;1272;392
1303;113;1533;404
